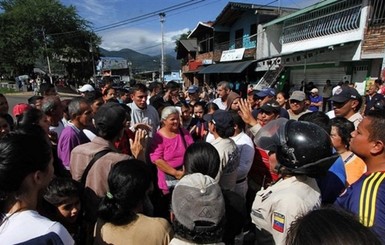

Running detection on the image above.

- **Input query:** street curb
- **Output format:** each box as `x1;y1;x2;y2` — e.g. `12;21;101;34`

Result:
5;91;79;97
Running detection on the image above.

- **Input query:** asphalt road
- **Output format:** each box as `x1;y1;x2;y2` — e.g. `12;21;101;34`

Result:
3;91;77;118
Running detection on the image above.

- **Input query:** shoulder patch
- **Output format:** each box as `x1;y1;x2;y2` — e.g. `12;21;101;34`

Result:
273;212;285;233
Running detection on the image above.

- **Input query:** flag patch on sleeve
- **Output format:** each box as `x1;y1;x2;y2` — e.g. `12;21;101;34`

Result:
273;212;285;233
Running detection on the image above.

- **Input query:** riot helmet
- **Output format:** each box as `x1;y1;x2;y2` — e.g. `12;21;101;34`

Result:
254;118;338;177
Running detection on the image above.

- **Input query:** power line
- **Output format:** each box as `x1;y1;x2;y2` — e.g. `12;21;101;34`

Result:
48;0;206;37
94;0;206;32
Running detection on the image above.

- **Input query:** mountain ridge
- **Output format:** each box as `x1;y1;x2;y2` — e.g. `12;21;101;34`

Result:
99;48;180;73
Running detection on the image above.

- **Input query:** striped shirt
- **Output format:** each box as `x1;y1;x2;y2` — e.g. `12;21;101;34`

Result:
335;172;385;243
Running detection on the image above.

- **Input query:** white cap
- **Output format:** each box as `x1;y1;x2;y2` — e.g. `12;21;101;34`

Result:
78;84;95;92
310;88;318;94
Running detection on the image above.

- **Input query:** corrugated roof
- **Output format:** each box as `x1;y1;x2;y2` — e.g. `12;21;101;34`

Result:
188;22;213;39
179;39;198;52
263;0;341;27
214;2;298;26
176;39;198;59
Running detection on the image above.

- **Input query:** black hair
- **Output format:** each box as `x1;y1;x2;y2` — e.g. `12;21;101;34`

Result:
0;114;11;126
17;108;44;128
44;178;82;206
230;111;245;131
298;111;331;134
204;102;219;114
84;91;103;104
286;207;381;245
173;217;225;244
120;104;132;121
193;101;206;110
40;83;56;96
366;109;385;143
98;159;152;225
330;117;355;148
0;127;52;210
105;97;119;103
28;95;44;105
102;85;115;96
95;102;126;141
148;82;162;92
131;83;148;93
165;81;180;91
184;142;220;179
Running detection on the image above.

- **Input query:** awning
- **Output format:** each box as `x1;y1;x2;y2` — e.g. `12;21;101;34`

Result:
183;69;201;74
199;60;256;74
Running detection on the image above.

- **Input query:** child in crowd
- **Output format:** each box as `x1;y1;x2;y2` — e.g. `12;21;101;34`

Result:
42;178;83;244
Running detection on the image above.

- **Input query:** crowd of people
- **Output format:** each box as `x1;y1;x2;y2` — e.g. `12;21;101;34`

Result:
0;77;385;245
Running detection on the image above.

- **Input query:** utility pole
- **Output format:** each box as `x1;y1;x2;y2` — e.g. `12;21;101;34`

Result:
159;12;165;82
42;28;53;84
89;38;96;77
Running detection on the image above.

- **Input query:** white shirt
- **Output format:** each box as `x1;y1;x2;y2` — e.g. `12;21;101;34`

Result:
49;120;65;138
230;132;255;181
169;237;225;245
0;210;74;244
213;98;227;110
211;137;240;191
251;176;321;245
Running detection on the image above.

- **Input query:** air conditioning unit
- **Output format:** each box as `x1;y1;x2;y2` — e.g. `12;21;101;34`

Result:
342;75;351;82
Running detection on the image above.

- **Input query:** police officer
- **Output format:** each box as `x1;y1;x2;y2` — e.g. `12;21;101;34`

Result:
250;118;338;245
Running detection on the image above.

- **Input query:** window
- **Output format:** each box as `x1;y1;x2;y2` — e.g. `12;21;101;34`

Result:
250;24;257;36
235;29;243;48
369;0;385;26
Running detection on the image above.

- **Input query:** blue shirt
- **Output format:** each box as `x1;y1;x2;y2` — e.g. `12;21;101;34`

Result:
309;95;323;112
335;172;385;243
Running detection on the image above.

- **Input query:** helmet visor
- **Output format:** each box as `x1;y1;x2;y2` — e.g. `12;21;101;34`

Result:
254;118;288;152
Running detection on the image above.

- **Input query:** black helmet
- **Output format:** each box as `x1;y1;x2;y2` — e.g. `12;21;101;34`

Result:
254;118;338;177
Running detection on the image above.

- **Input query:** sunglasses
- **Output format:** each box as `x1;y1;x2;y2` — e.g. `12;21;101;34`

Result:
333;100;349;108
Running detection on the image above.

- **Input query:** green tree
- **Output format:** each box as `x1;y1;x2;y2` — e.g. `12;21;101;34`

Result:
174;31;191;66
0;0;101;78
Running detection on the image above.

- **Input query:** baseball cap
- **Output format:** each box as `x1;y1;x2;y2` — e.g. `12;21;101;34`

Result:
289;91;306;101
330;87;361;103
260;99;280;113
188;85;199;94
12;103;31;117
310;88;318;94
172;173;225;230
255;88;276;98
78;84;95;93
203;109;234;129
94;102;126;133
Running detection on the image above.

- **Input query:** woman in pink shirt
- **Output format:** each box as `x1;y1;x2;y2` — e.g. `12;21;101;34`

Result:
150;106;193;195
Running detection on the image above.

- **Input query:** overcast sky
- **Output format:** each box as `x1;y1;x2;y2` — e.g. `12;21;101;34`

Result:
61;0;321;55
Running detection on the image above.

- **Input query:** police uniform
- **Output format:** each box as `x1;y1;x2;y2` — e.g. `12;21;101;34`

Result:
335;172;385;243
251;176;321;245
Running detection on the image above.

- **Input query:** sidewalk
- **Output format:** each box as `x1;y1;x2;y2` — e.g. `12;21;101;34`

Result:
9;86;79;97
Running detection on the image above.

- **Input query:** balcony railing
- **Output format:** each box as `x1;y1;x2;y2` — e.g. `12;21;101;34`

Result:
214;36;256;52
369;0;385;26
281;0;362;43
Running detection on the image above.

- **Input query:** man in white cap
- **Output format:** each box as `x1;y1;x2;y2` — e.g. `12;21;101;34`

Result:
309;88;323;112
78;84;95;96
